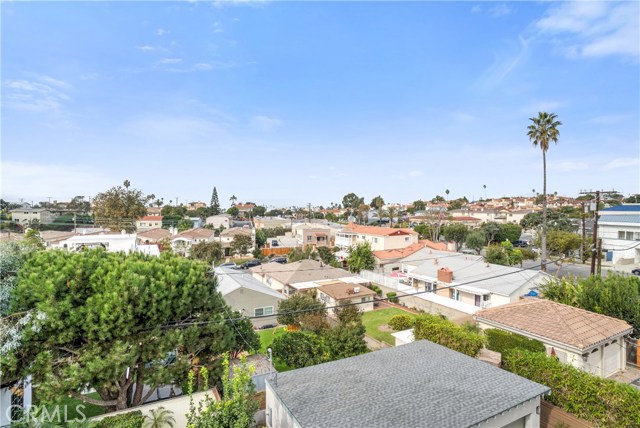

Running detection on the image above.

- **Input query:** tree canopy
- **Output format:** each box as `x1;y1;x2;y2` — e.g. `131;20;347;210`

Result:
347;242;375;273
277;293;326;327
92;180;153;233
443;223;469;251
484;241;523;266
3;249;235;411
210;187;221;216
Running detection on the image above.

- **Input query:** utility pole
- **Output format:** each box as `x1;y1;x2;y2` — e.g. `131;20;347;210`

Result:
597;238;603;275
589;190;600;275
73;214;77;233
581;202;586;264
308;203;312;223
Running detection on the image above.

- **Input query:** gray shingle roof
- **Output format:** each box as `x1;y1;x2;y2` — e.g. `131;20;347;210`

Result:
268;340;549;428
599;214;640;224
215;267;285;300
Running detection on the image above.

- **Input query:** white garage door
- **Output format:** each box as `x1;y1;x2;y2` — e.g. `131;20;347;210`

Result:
586;348;601;376
604;340;620;377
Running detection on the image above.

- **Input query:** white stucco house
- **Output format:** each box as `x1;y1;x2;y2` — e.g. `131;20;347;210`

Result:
9;208;57;225
475;298;633;378
54;233;139;253
598;204;640;264
335;223;418;252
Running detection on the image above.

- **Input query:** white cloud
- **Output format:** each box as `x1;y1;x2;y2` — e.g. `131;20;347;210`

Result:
3;76;72;114
602;158;640;171
521;99;566;114
251;115;283;131
471;5;481;14
408;170;424;177
550;161;589;172
488;4;512;18
536;2;639;60
135;45;156;51
475;35;530;90
213;21;224;33
158;58;183;64
156;28;167;36
588;114;631;125
0;161;112;201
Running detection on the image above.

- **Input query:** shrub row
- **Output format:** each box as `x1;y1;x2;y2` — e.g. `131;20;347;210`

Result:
413;314;485;357
94;411;144;428
369;284;382;295
485;328;546;355
386;292;399;303
503;350;640;428
388;314;415;330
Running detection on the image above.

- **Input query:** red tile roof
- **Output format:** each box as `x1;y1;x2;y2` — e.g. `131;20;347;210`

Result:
420;239;448;251
476;298;633;351
373;242;429;260
139;216;163;221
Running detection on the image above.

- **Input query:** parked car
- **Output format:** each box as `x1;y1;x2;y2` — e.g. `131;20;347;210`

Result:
217;262;237;269
513;240;529;248
239;259;262;269
632;268;640;276
269;257;287;264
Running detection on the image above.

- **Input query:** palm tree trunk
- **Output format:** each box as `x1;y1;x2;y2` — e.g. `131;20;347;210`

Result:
541;151;547;272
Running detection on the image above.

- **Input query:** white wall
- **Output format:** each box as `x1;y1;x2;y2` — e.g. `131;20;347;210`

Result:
266;382;301;428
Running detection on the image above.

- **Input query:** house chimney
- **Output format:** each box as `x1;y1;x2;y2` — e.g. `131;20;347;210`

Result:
437;267;453;283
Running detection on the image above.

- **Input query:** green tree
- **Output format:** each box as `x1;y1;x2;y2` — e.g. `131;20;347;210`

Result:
287;246;318;262
520;211;574;232
527;112;562;272
412;200;426;211
143;407;175;428
494;224;522;243
210;187;221;216
254;229;267;248
190;241;224;264
413;314;485;357
271;331;327;369
443;223;469;251
226;206;239;217
480;222;501;245
431;195;445;203
186;356;258;428
23;229;44;250
341;193;364;217
545;229;582;258
370;195;385;210
252;206;266;217
316;246;337;266
231;234;252;256
277;294;326;327
625;194;640;203
326;305;367;360
227;311;261;359
4;250;235;411
386;206;397;227
464;231;486;254
484;241;523;266
347;242;375;273
92;180;153;232
229;195;238;206
177;218;194;232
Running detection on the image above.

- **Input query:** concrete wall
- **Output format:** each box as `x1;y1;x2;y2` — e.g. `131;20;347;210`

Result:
266;381;301;428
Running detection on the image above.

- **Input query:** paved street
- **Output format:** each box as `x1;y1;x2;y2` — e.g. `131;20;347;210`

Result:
521;260;638;279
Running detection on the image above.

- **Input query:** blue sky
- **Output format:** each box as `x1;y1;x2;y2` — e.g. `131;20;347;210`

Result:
2;1;639;208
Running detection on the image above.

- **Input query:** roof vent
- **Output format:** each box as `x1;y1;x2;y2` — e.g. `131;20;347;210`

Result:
353;287;360;293
433;258;438;265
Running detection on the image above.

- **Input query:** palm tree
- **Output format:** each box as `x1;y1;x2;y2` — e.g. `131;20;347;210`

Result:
143;407;176;428
445;189;450;202
527;112;562;272
387;206;397;227
229;195;237;206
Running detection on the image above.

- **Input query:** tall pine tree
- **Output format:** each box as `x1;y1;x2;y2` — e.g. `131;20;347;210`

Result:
210;187;221;215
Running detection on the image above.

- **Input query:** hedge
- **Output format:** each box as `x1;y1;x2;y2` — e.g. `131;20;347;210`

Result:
388;314;415;330
94;411;144;428
386;291;399;303
485;328;546;355
413;314;485;357
503;350;640;428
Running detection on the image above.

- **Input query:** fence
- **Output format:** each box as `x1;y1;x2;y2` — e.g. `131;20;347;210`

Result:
261;247;291;257
540;400;593;428
627;338;639;367
359;270;402;290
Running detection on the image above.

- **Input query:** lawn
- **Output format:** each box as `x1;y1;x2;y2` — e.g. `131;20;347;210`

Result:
256;327;293;372
362;308;419;345
33;390;105;422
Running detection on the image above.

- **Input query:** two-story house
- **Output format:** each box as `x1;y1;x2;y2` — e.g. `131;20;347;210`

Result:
335;223;418;251
170;228;216;256
598;204;640;264
291;223;332;248
135;216;163;232
9;208;57;225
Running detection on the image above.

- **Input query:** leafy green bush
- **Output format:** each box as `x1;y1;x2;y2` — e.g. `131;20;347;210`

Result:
271;331;328;368
388;314;414;330
95;411;144;428
413;314;485;357
485;329;546;355
369;284;382;295
503;350;640;428
386;291;399;303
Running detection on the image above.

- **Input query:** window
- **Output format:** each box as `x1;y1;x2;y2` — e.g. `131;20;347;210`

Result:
475;295;481;307
307;236;313;241
618;231;625;239
267;408;273;428
254;306;274;317
373;238;378;243
450;289;460;301
627;231;634;240
405;237;409;241
361;297;368;303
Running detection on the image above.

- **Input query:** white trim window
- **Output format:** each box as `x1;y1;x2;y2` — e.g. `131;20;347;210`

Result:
254;306;274;317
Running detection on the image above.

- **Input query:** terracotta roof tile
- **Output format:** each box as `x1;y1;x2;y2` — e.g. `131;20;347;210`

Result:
139;216;163;221
476;299;633;351
342;224;417;237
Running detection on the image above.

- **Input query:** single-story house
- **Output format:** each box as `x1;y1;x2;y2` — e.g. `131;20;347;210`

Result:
170;228;216;256
137;228;171;244
475;298;634;378
250;260;355;294
266;340;550;428
316;281;376;314
54;233;139;253
135;216;163;232
215;267;285;328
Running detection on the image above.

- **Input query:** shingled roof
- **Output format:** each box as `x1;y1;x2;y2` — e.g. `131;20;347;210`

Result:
268;340;549;428
475;298;633;351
